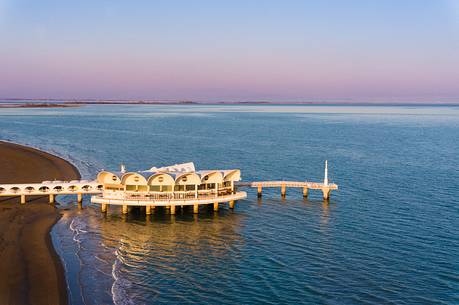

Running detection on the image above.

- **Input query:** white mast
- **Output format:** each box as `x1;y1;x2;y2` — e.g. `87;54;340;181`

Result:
324;160;329;186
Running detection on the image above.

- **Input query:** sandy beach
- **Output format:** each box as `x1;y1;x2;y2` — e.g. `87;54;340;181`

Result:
0;141;80;305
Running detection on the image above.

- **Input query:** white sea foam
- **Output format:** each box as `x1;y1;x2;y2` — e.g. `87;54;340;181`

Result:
111;248;138;305
69;217;94;305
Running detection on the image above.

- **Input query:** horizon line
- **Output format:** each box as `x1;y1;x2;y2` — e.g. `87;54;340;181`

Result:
1;97;459;106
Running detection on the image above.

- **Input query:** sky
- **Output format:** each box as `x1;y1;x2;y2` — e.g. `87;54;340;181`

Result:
0;0;458;102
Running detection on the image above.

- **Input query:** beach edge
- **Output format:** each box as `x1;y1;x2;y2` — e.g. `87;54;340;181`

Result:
0;140;81;305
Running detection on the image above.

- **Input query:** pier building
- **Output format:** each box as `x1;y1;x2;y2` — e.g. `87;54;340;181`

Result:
91;163;247;214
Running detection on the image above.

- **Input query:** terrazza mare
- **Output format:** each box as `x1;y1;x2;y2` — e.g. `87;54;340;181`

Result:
91;162;247;214
0;161;337;214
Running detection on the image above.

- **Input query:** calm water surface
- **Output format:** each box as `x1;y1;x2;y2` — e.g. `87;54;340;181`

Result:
0;104;458;304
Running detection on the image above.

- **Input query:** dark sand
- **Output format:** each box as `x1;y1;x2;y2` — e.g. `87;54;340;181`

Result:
0;141;80;305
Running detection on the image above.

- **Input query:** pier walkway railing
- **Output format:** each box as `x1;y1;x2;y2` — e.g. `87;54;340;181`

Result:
0;180;101;204
0;178;338;216
0;179;338;204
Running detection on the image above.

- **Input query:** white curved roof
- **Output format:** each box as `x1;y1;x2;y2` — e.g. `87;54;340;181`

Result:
196;170;224;183
147;162;195;173
98;162;241;185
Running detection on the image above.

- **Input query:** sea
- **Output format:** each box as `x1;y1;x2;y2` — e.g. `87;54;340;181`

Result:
0;104;457;304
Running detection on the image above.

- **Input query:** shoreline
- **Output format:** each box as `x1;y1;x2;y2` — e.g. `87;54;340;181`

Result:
0;140;80;305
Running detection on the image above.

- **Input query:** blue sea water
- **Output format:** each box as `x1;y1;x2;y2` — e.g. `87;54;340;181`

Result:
0;104;458;304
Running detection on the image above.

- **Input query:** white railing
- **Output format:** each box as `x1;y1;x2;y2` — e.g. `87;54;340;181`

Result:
92;191;247;206
0;180;102;196
235;181;338;189
102;190;235;201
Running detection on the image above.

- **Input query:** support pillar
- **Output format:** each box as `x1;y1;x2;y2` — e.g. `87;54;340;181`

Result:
122;205;128;214
193;204;199;214
101;203;107;213
20;194;26;204
213;202;219;212
77;193;83;203
281;184;286;197
170;205;176;215
145;205;151;215
229;200;235;209
49;194;55;204
303;186;308;198
322;188;330;200
257;185;262;197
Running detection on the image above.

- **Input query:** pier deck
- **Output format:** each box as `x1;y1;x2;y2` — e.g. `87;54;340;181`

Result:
0;180;101;204
0;179;337;205
236;181;338;199
0;161;337;213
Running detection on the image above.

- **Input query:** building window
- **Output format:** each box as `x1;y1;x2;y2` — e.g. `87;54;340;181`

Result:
126;185;136;191
158;177;164;183
174;185;185;192
162;185;172;192
138;185;148;192
150;185;160;192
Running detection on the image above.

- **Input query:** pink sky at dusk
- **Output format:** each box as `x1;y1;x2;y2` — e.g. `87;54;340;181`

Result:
1;0;458;102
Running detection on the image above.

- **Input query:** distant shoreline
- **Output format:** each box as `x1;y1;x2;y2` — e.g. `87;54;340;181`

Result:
1;99;458;107
0;102;81;109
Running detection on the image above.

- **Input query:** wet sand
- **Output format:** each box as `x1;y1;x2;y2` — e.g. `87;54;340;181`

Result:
0;141;80;305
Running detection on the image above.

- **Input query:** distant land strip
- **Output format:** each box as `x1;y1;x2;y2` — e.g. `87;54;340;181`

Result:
0;98;459;108
0;103;81;108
